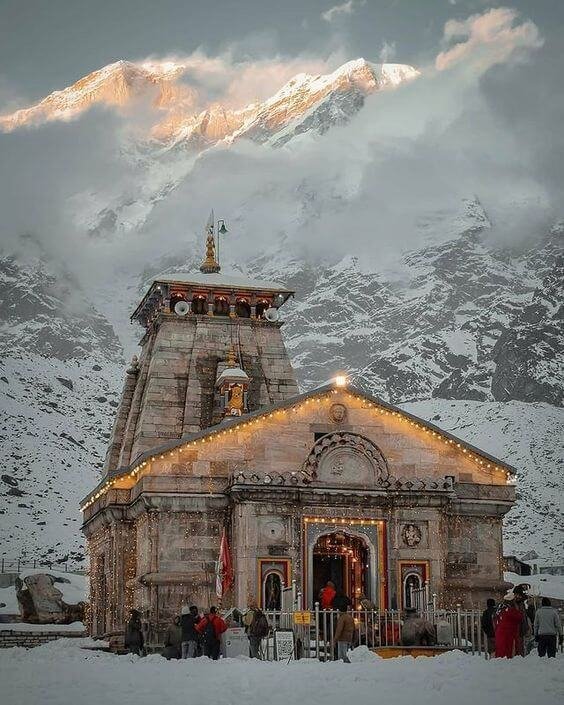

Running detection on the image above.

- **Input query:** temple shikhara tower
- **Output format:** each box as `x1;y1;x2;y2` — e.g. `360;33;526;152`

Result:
82;215;516;641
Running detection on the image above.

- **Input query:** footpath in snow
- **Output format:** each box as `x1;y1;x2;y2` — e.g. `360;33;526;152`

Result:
1;639;563;705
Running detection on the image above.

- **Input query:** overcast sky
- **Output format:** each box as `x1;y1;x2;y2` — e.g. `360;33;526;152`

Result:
1;0;562;101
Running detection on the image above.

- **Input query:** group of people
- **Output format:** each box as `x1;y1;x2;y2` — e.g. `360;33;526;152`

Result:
481;587;562;659
124;601;271;660
125;581;562;662
320;580;436;660
125;605;228;659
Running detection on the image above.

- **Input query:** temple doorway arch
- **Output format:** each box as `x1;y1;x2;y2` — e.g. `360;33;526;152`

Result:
313;532;370;608
305;520;381;609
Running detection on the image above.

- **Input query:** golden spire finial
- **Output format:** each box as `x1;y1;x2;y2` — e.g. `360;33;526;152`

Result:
226;346;237;368
199;211;220;274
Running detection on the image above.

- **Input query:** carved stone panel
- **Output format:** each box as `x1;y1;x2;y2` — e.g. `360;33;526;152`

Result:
317;447;376;486
401;523;422;547
258;517;287;543
302;432;389;487
396;521;428;549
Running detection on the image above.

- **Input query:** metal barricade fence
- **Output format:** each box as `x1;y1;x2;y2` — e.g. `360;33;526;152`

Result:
257;605;486;661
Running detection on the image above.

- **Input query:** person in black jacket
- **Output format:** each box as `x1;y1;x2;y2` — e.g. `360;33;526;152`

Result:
180;605;200;658
481;598;497;657
124;609;144;656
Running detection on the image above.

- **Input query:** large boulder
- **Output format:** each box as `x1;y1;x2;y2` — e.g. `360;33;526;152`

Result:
15;573;86;624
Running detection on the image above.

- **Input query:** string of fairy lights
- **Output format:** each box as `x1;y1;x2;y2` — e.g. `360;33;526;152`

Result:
81;386;515;513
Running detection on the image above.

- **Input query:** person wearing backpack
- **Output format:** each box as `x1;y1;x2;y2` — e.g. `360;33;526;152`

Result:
196;606;227;660
180;605;200;658
245;601;270;658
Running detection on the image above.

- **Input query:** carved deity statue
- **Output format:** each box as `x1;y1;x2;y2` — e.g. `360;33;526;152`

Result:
228;384;244;415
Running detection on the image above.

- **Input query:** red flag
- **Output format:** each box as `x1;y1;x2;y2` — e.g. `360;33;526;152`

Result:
216;528;233;600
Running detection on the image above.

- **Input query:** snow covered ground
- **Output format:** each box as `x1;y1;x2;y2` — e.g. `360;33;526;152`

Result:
1;639;562;705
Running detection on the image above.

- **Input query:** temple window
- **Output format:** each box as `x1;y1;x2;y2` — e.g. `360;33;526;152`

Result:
191;295;207;315
262;571;282;610
403;572;422;609
235;298;251;318
214;296;230;316
256;299;270;319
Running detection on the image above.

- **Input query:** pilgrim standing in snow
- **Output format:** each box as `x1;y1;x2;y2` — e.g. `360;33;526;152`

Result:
513;584;533;656
244;601;270;659
124;609;144;656
180;605;200;658
333;604;356;661
494;591;524;658
196;606;227;659
534;598;562;658
481;598;497;657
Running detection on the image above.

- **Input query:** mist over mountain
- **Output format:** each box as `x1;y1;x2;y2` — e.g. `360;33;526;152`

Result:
0;7;562;566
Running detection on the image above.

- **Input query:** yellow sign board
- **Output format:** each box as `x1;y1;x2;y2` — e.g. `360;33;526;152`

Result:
293;611;312;625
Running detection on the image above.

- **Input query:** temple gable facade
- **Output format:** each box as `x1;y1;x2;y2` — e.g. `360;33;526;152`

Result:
82;218;516;641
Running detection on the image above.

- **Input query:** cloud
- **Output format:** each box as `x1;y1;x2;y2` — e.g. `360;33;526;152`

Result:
379;41;396;63
141;50;334;109
321;1;365;24
436;7;543;71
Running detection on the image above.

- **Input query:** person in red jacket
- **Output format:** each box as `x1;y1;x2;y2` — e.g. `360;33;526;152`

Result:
196;606;227;660
494;592;524;658
319;581;337;610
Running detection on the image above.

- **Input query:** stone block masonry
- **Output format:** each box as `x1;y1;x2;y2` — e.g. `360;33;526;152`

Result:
0;630;86;648
106;314;298;469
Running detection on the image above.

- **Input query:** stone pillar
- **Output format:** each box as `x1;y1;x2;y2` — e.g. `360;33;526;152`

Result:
110;520;133;632
103;357;139;473
118;333;156;468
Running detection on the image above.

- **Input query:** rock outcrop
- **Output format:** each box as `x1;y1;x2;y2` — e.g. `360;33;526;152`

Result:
15;574;86;624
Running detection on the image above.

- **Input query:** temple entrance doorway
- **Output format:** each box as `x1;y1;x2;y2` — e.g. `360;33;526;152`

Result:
312;532;370;609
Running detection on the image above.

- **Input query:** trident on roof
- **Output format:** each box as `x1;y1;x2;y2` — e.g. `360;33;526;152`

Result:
199;210;228;274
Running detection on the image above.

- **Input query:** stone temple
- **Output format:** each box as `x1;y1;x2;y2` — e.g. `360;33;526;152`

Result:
81;218;516;640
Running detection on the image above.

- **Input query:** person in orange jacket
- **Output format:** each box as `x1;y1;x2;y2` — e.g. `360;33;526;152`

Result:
196;606;227;659
319;581;336;610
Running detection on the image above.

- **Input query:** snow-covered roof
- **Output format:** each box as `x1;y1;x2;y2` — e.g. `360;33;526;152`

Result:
504;571;564;601
155;272;291;291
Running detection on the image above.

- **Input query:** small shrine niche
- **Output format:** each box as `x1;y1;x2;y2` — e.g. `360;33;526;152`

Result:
215;349;250;418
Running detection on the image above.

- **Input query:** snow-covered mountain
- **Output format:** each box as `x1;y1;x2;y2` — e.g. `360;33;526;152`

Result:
0;57;562;568
0;58;418;146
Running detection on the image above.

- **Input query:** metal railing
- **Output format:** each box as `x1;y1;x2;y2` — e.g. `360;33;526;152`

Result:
0;558;85;574
258;604;486;661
